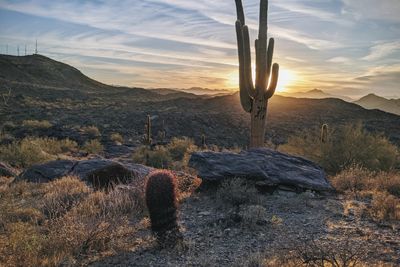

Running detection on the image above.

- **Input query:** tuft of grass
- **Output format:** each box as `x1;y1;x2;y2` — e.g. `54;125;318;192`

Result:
110;133;124;144
81;126;101;139
22;120;52;129
82;139;104;154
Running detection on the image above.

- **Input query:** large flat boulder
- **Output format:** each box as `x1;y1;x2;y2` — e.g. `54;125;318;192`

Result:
189;148;333;192
16;159;153;188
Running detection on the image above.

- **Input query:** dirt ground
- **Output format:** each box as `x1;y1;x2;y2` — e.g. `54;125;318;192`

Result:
91;190;400;267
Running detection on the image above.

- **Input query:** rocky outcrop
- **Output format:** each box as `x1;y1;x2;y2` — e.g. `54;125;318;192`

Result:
189;148;333;192
16;159;153;188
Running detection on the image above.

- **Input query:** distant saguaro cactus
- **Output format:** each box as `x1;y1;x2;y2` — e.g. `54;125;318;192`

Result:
201;134;206;148
145;170;182;247
235;0;279;148
144;115;152;145
321;124;328;143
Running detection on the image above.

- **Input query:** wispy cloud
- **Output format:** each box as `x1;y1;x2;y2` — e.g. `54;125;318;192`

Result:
0;0;399;97
362;40;400;61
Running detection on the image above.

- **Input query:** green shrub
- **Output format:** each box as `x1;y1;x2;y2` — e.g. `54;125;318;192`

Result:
0;137;78;168
133;146;172;168
279;122;399;173
217;178;260;206
82;140;103;154
22;120;52;129
0;138;53;168
166;137;196;161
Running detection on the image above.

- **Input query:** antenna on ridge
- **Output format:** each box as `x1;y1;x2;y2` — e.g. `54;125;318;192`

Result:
17;45;20;56
35;39;38;54
6;44;8;55
25;44;27;56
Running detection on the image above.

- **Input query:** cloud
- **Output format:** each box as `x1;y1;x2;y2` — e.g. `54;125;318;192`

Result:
342;0;400;22
362;40;400;61
327;57;351;63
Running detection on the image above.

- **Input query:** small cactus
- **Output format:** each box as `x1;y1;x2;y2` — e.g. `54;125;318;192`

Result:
201;134;206;148
145;170;182;247
321;124;328;143
144;115;152;145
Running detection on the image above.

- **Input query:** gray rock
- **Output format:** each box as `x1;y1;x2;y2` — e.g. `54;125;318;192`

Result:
16;159;153;188
0;162;17;177
189;148;333;192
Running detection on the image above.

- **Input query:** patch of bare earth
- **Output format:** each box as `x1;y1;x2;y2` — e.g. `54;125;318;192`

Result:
91;190;400;266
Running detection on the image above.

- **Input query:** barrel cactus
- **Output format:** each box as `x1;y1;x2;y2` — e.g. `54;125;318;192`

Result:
145;170;182;247
235;0;279;148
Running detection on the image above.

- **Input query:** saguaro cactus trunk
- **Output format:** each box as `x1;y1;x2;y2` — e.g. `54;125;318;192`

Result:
235;0;279;148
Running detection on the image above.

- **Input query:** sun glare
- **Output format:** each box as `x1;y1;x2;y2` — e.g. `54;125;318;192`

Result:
226;68;297;93
276;69;297;93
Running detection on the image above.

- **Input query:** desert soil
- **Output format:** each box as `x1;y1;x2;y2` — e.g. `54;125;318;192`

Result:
91;189;400;267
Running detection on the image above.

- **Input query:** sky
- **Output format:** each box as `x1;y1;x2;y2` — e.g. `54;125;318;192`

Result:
0;0;399;99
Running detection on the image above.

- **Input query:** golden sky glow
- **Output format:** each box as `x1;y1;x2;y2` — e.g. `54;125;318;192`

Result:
225;67;297;93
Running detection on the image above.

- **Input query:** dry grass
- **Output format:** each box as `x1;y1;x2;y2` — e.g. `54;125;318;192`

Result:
22;120;52;129
110;133;124;143
216;178;260;207
0;137;78;168
331;166;400;223
82;139;104;154
0;176;145;266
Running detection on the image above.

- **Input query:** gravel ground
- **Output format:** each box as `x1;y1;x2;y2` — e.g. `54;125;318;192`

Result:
91;190;400;267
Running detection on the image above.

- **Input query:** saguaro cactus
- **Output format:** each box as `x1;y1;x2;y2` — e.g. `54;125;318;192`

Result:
144;115;152;145
235;0;279;148
321;124;328;143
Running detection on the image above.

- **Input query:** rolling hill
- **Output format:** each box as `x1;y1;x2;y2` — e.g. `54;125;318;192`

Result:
278;89;353;102
354;93;400;116
1;54;399;147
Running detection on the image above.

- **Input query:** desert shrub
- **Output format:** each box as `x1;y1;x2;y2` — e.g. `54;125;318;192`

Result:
110;133;124;143
330;165;373;194
22;120;52;129
279;122;399;173
239;205;268;229
81;126;101;138
0;137;78;168
0;138;54;168
217;178;260;206
133;145;172;168
82;139;103;154
369;191;400;222
167;137;196;161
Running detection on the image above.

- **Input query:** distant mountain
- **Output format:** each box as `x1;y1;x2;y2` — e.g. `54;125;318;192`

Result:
279;89;353;102
182;87;232;95
0;54;203;102
354;94;400;115
1;54;399;148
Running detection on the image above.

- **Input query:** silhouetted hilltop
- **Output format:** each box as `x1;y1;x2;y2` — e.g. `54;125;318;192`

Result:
1;55;399;147
355;93;400;116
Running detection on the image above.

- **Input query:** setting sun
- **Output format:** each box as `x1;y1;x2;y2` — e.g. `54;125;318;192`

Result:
276;69;297;93
226;68;297;93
